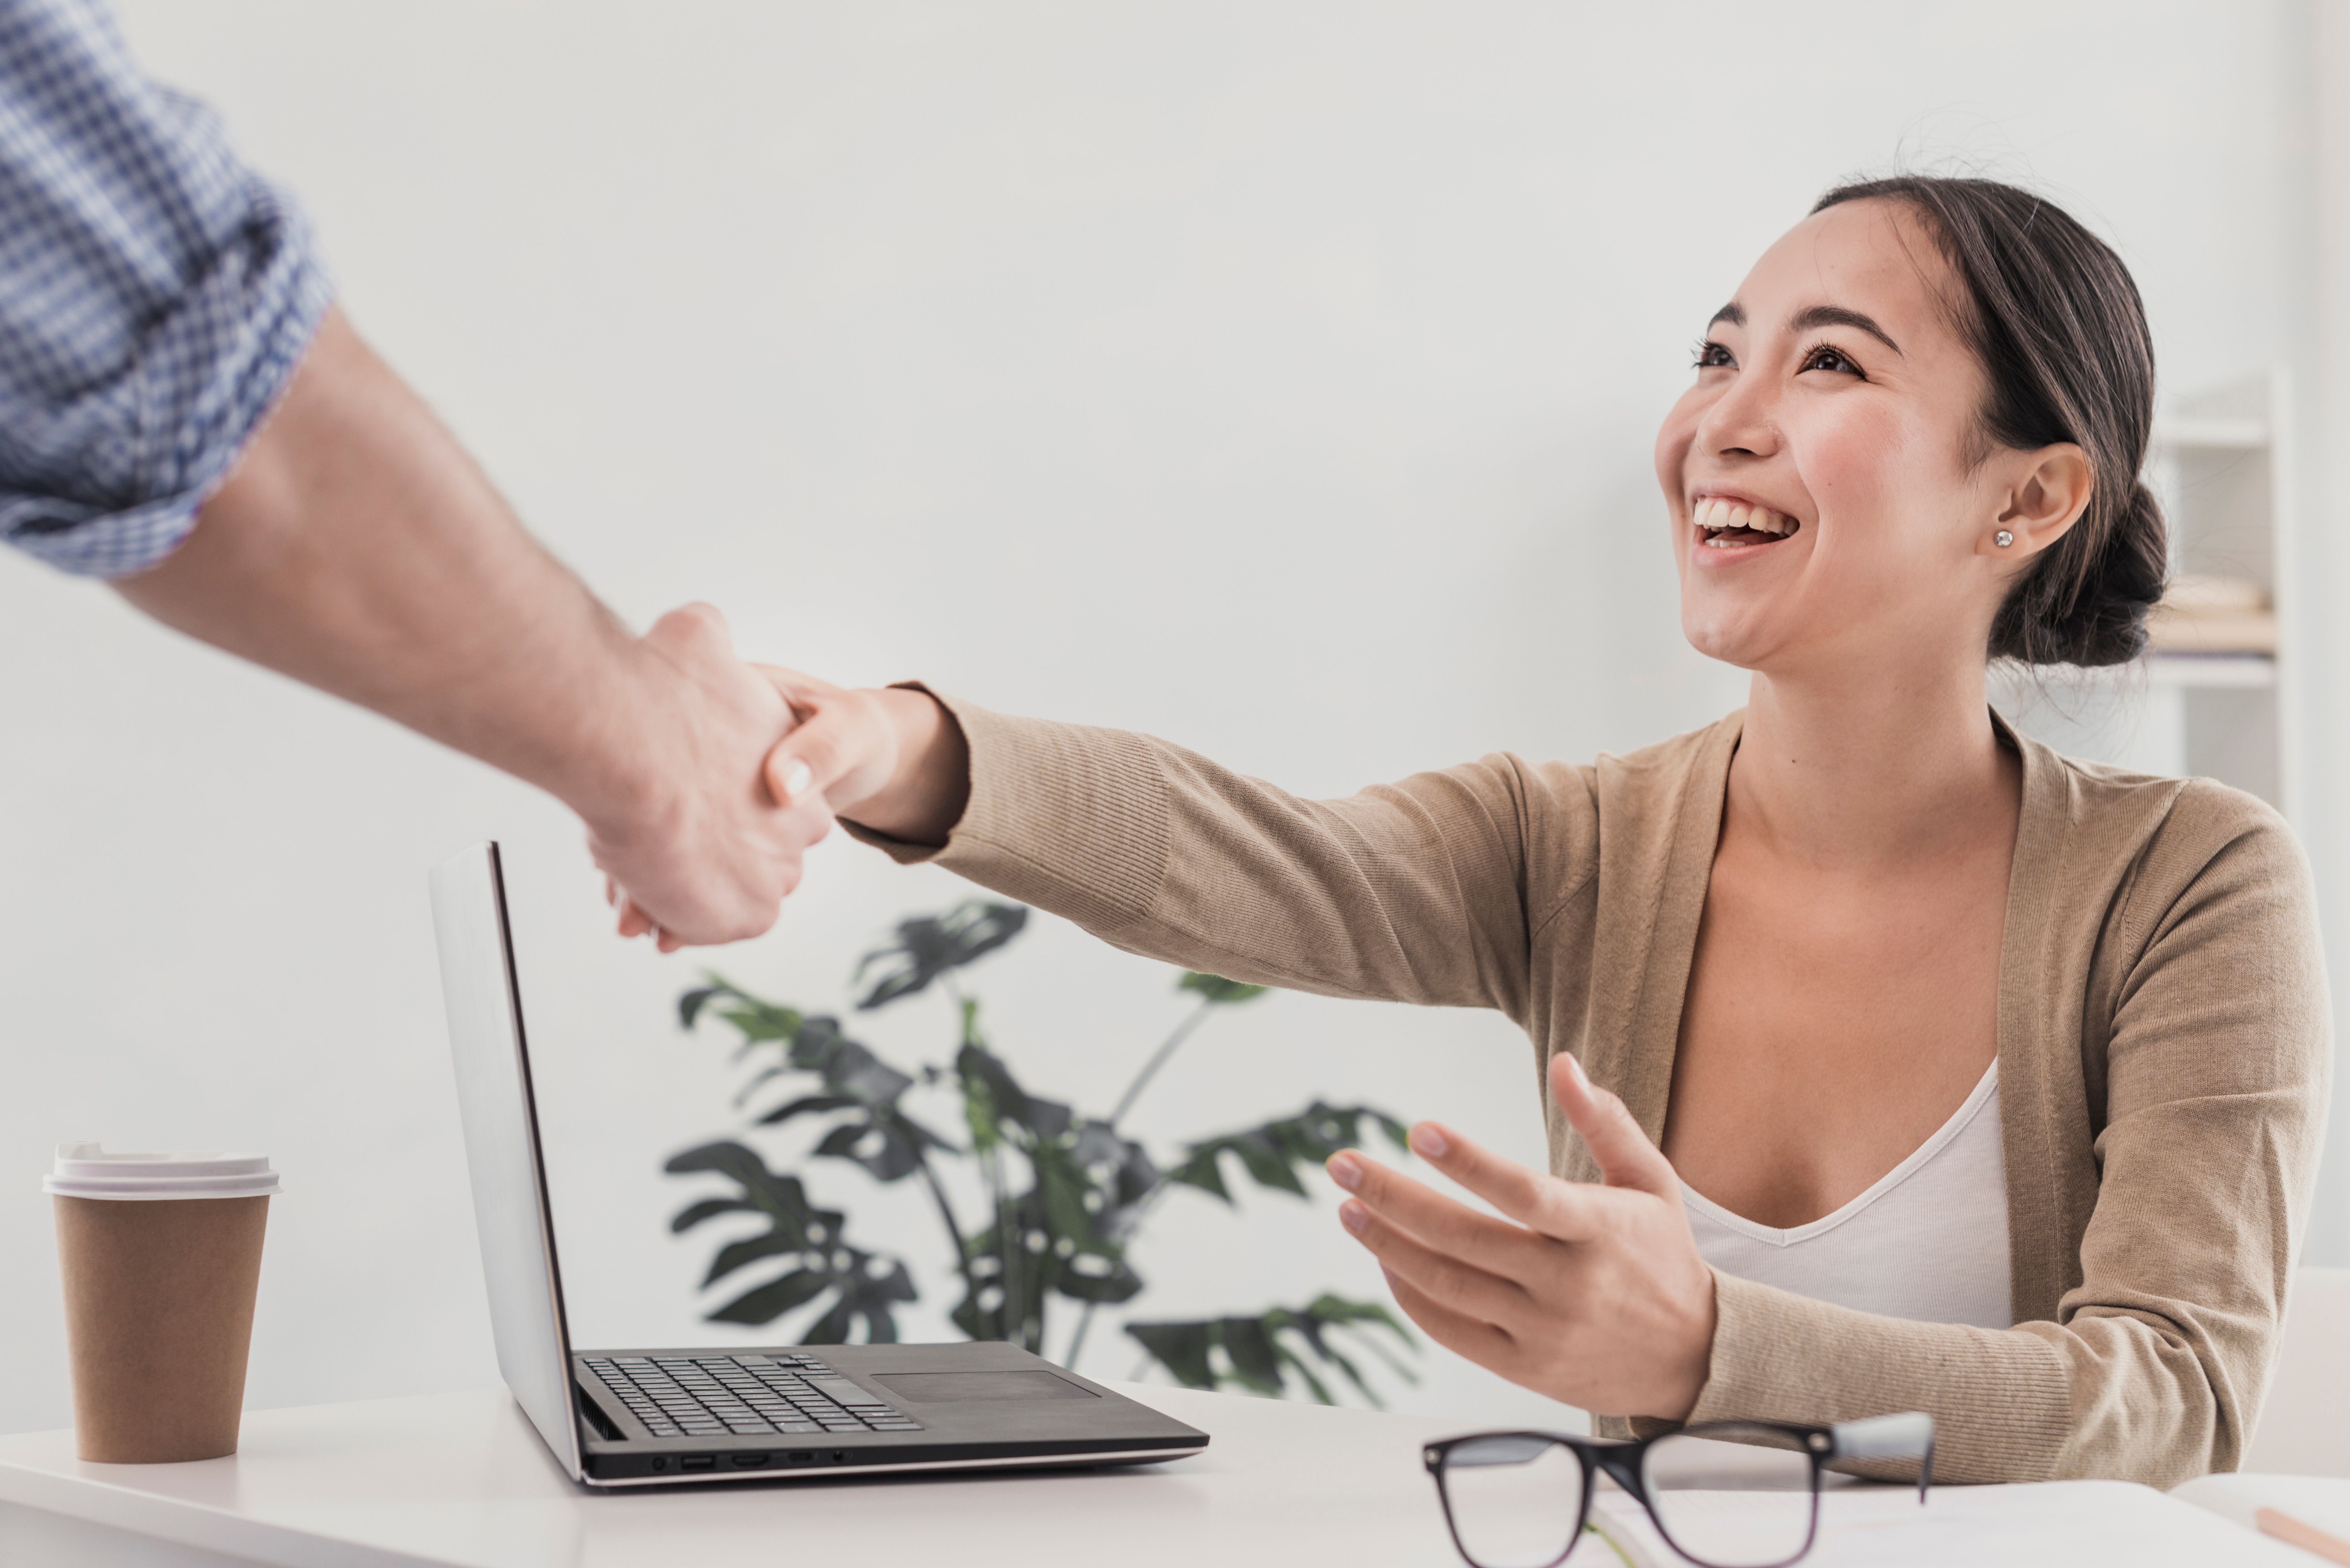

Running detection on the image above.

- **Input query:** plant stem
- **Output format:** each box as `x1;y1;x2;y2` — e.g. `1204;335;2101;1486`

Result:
989;1144;1026;1347
1065;1175;1181;1372
1064;998;1224;1370
1109;997;1217;1128
1064;1298;1098;1371
913;1149;978;1308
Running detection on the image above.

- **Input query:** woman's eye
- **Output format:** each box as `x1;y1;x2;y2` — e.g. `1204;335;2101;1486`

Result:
1800;343;1863;377
1693;341;1735;369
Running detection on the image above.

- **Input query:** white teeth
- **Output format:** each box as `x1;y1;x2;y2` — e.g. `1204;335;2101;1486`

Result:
1693;497;1794;537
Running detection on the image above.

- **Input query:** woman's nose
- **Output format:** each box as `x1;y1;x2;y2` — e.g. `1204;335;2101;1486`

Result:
1695;365;1780;459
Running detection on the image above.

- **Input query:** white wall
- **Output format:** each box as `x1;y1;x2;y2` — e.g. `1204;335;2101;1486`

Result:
0;0;2334;1438
2300;0;2350;1293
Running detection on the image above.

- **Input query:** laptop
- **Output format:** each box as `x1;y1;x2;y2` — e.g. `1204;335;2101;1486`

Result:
428;841;1209;1488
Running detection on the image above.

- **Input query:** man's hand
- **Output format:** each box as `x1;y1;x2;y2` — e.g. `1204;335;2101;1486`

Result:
1324;1051;1719;1421
594;606;832;950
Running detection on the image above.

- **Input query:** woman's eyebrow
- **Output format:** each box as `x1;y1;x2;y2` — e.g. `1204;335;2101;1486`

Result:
1790;304;1902;355
1708;302;1744;330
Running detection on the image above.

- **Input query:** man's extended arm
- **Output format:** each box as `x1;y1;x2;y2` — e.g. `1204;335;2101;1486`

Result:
116;308;825;946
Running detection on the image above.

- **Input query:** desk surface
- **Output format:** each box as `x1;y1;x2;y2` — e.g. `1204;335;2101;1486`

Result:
0;1381;2315;1568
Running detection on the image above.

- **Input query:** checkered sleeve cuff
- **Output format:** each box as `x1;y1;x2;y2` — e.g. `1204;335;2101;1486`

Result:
0;0;336;579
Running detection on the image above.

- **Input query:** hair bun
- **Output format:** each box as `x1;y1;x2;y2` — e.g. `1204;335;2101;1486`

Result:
1992;479;2166;667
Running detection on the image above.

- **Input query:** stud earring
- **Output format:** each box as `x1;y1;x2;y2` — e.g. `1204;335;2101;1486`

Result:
1995;530;2014;548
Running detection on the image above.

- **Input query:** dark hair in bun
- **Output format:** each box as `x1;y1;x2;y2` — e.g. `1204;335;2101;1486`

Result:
1812;176;2167;667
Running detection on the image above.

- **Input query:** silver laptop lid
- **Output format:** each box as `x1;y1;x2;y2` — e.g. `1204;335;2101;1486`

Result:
428;841;584;1481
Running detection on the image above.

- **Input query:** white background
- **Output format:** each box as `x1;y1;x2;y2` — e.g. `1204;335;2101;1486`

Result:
2;0;2344;1438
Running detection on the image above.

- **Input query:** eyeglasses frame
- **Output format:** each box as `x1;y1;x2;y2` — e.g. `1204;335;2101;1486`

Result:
1421;1411;1935;1568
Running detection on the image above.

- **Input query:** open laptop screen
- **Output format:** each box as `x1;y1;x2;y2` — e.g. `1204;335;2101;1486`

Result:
428;841;585;1481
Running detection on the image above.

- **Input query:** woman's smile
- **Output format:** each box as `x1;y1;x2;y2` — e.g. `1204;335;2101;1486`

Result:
1690;489;1802;554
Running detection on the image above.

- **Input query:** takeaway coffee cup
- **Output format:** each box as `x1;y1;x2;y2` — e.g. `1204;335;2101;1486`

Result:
45;1142;280;1462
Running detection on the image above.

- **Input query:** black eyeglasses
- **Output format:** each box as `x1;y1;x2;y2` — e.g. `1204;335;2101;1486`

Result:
1423;1412;1934;1568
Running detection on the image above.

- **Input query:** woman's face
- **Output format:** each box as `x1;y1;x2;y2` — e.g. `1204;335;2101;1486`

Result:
1653;200;2016;680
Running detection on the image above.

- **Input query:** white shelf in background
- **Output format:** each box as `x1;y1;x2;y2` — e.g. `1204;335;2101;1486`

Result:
1994;370;2299;818
2149;653;2277;690
2153;415;2270;451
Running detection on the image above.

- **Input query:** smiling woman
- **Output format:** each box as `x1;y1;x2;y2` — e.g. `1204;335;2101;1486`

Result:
701;174;2330;1489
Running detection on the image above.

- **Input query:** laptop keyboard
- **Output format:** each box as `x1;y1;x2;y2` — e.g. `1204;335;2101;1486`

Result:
584;1354;924;1439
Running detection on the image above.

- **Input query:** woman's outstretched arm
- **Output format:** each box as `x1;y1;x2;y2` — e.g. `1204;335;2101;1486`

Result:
732;670;1599;1020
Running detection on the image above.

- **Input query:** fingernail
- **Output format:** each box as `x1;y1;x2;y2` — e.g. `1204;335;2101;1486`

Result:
1409;1123;1450;1159
1339;1200;1368;1235
1327;1152;1363;1191
1566;1052;1591;1089
777;759;813;800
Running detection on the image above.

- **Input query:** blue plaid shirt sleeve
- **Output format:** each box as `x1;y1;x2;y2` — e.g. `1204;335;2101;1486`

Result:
0;0;332;578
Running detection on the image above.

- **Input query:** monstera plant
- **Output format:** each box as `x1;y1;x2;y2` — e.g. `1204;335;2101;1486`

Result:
664;900;1418;1405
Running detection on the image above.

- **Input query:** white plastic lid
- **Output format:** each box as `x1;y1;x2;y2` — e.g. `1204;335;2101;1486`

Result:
42;1142;280;1201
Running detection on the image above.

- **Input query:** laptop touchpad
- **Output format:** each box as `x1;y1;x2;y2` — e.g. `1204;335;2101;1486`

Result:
875;1371;1098;1403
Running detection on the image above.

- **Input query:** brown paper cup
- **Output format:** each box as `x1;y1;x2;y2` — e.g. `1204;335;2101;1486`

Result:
53;1193;269;1463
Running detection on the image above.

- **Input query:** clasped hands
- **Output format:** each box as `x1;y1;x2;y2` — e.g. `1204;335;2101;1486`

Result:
1328;1051;1721;1421
586;604;959;951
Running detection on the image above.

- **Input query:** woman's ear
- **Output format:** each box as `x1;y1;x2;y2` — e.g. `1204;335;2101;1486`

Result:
1976;443;2094;559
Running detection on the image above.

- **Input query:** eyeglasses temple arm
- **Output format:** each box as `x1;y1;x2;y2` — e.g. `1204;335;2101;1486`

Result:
1827;1412;1936;1501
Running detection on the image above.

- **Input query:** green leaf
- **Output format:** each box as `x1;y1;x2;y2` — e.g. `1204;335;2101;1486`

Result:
1178;972;1272;1006
854;902;1029;1010
703;1229;805;1288
815;1120;920;1183
799;1257;916;1344
718;1005;798;1042
678;985;726;1030
1273;1344;1338;1406
1279;1293;1421;1402
1163;1146;1233;1204
679;976;804;1041
1126;1321;1216;1389
663;1140;914;1341
956;1043;1073;1144
1051;1253;1144;1304
821;1041;915;1106
709;1268;833;1324
1296;1291;1417;1349
1124;1295;1418;1406
668;1197;754;1233
1228;1130;1310;1197
665;1138;800;1194
752;1093;863;1127
1168;1101;1412;1206
1220;1316;1284;1395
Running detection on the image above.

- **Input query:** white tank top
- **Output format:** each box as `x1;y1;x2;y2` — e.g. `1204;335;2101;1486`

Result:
1680;1061;2013;1330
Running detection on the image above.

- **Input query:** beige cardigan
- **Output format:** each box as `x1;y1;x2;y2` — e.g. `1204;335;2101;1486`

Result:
853;697;2331;1486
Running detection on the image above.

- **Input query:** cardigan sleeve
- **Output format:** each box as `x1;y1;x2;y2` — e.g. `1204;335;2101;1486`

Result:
1671;784;2331;1487
842;690;1600;1024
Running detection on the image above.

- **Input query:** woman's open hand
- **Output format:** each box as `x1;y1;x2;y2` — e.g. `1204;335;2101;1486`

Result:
752;669;972;848
1326;1052;1717;1421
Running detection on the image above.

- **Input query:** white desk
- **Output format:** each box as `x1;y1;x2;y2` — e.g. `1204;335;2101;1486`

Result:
0;1382;2313;1567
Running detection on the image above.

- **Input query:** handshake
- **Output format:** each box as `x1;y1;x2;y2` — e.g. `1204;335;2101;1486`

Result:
584;604;967;951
